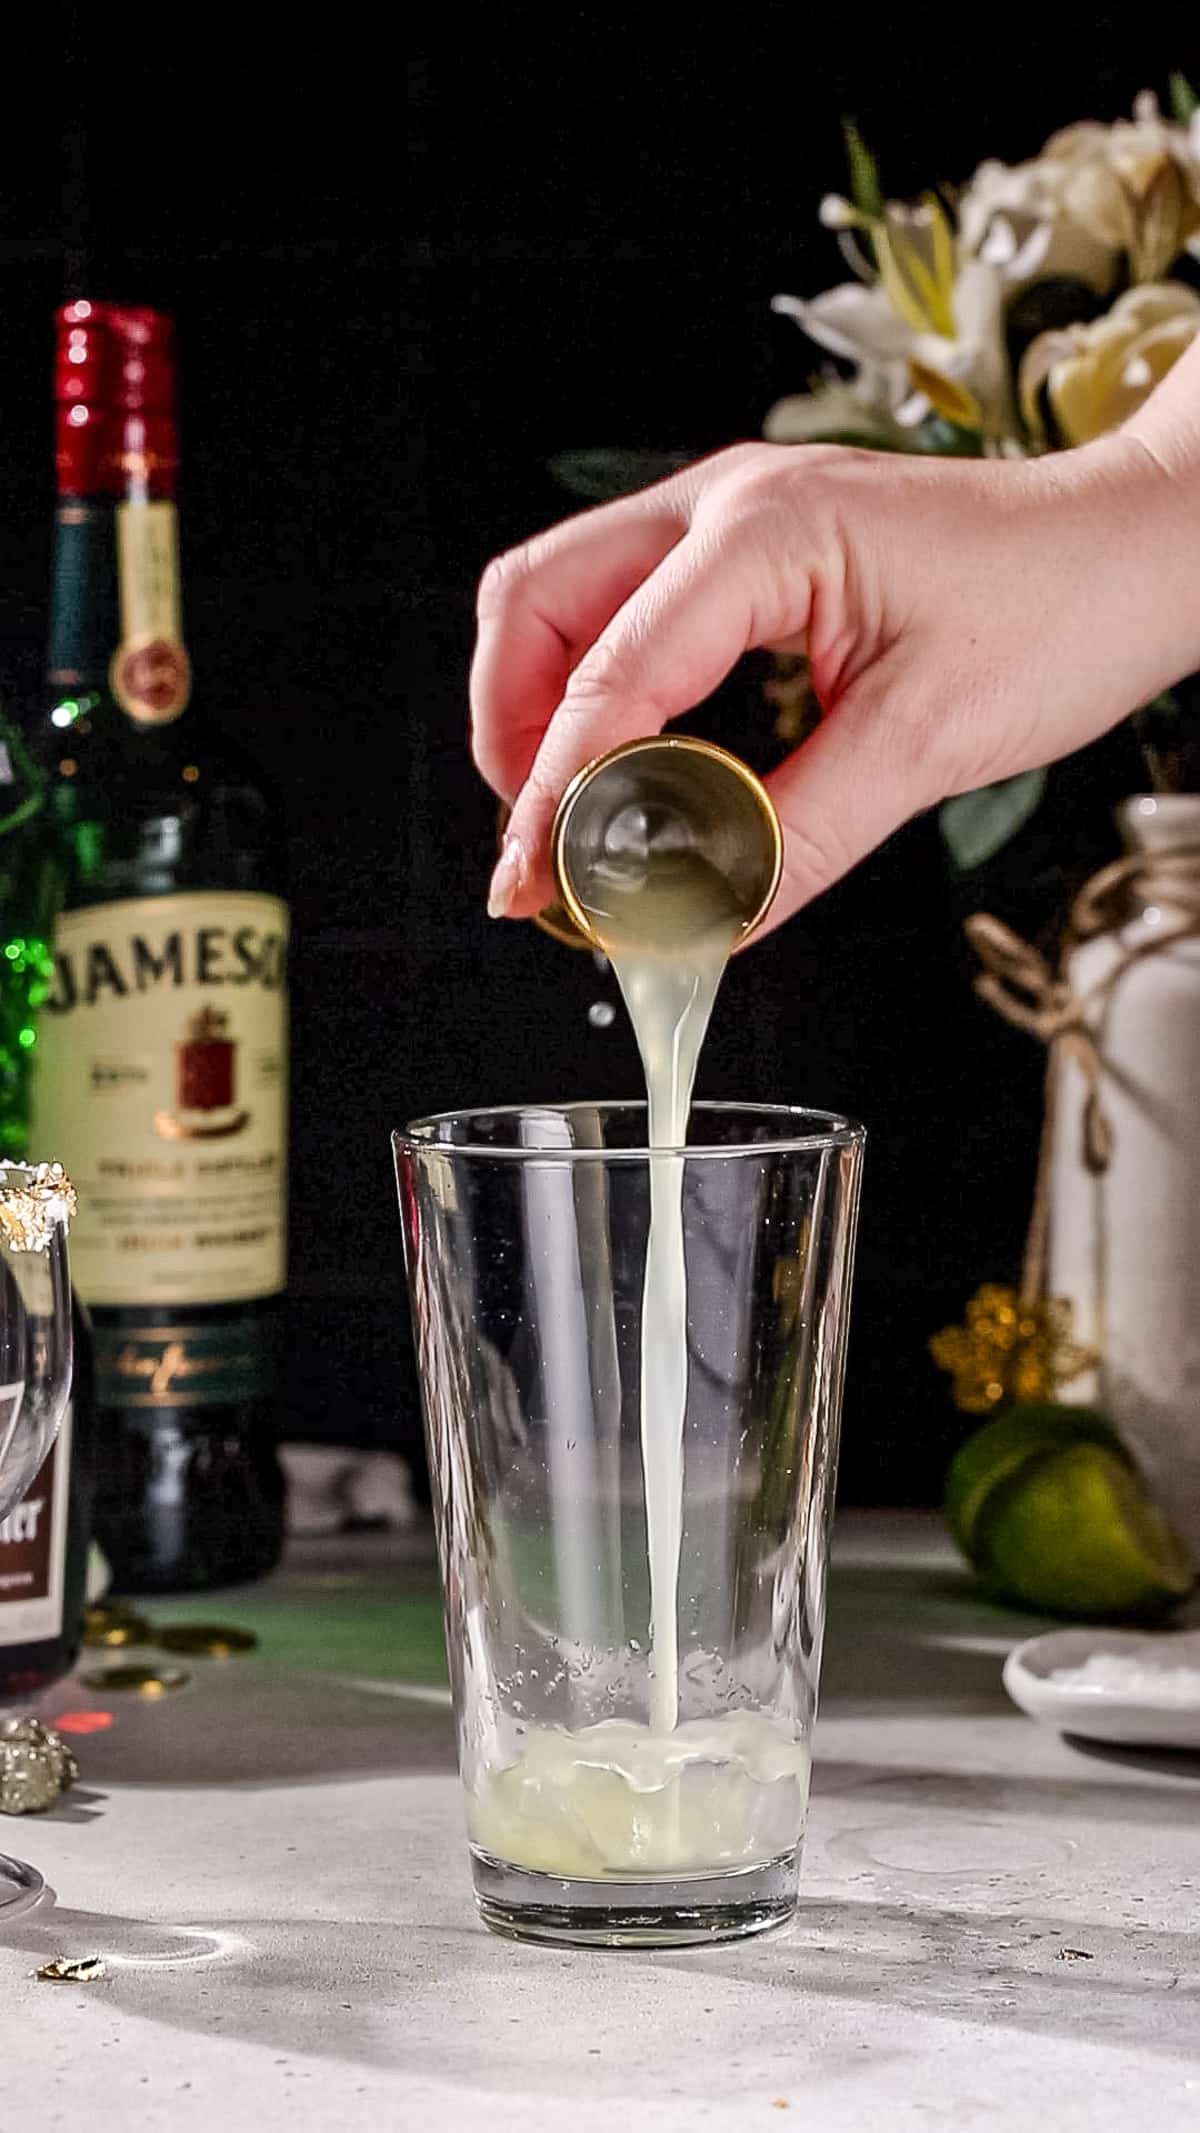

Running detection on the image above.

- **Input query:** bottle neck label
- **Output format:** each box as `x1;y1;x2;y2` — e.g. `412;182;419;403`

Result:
110;500;192;726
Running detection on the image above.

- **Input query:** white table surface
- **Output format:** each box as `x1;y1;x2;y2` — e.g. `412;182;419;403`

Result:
4;1512;1198;2130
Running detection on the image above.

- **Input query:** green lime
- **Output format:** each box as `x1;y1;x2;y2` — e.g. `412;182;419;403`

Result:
944;1402;1124;1558
975;1441;1193;1621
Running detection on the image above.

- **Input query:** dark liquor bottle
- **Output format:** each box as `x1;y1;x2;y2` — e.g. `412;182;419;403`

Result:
0;704;56;1157
0;1294;96;1701
30;301;288;1593
0;684;97;1695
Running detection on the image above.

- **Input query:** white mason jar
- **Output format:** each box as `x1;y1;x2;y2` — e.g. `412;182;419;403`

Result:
1049;793;1200;1561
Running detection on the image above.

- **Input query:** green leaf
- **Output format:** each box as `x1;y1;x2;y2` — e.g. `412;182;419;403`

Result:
1169;71;1198;124
912;414;985;457
1132;688;1185;790
799;429;905;451
1137;690;1182;723
842;118;884;221
939;768;1048;872
547;447;693;501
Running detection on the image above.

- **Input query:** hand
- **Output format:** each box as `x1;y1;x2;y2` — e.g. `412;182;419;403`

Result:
472;428;1200;934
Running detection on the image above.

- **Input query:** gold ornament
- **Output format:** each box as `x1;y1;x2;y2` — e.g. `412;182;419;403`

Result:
82;1604;153;1649
772;1254;805;1332
763;654;823;748
772;1218;813;1333
80;1664;191;1697
0;1717;79;1814
930;1283;1098;1414
158;1623;258;1658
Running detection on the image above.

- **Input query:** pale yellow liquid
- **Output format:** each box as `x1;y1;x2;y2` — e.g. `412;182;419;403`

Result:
469;851;808;1881
610;885;736;1733
468;1712;810;1879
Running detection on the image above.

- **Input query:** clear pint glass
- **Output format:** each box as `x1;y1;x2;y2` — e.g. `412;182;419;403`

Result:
395;1102;864;1947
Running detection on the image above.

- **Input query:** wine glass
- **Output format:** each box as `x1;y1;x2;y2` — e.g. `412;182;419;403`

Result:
0;1163;75;1916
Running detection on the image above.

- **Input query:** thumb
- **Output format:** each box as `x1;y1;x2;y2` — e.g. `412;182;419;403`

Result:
492;523;814;919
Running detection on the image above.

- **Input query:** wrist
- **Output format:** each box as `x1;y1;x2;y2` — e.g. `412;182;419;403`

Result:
1047;427;1200;716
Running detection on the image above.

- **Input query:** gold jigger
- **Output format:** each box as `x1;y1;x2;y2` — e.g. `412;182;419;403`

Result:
495;803;593;948
550;736;783;952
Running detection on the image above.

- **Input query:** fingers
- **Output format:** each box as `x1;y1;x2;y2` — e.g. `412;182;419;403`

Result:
469;488;689;804
751;664;936;938
496;518;813;918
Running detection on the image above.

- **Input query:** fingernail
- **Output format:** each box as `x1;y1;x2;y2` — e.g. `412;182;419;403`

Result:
488;836;524;919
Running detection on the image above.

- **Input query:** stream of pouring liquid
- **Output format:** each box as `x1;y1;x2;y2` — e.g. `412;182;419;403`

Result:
605;872;740;1734
467;856;812;1877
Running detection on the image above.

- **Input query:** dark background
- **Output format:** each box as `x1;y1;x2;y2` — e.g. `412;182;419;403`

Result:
1;14;1188;1502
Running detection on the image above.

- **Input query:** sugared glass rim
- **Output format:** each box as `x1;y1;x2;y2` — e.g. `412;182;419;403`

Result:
395;1100;865;1163
0;1162;76;1252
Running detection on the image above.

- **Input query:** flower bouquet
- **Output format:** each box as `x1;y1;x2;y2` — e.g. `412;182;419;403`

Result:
554;78;1200;868
553;80;1200;1621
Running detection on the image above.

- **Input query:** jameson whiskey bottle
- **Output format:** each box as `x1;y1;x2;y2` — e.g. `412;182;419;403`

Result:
30;301;288;1593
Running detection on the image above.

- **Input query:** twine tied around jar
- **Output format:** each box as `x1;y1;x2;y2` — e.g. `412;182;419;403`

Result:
965;845;1200;1304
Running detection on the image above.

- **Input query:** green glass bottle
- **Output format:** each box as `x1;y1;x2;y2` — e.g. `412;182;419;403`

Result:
0;716;56;1159
0;425;96;1697
30;302;288;1594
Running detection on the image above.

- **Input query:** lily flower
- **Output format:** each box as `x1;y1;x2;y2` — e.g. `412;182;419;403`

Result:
774;193;1015;443
763;375;908;448
957;153;1120;296
1019;280;1200;445
957;94;1200;298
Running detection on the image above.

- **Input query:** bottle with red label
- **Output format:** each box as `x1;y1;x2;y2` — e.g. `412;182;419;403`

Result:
0;713;96;1693
28;301;289;1593
0;400;98;1687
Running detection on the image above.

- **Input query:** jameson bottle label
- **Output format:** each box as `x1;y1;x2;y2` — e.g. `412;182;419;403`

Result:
0;1407;72;1646
31;890;289;1307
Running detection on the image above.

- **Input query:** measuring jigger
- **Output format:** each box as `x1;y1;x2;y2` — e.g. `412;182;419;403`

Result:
550;735;783;955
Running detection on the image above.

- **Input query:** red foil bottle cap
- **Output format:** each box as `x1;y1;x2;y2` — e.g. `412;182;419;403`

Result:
105;305;178;496
53;301;115;496
54;300;112;402
53;301;179;497
106;306;175;415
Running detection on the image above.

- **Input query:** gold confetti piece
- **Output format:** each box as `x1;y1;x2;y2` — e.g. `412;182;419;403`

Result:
80;1665;190;1698
82;1605;154;1650
36;1957;106;1983
157;1623;258;1658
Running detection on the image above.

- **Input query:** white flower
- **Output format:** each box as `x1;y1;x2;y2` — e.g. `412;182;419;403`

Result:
957;154;1119;294
1019;280;1200;445
770;93;1200;459
773;250;1014;443
772;281;912;415
960;91;1200;293
762;375;907;448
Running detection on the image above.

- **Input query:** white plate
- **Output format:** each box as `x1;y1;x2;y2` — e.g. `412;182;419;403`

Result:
1003;1627;1200;1749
